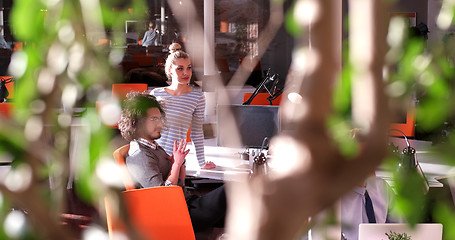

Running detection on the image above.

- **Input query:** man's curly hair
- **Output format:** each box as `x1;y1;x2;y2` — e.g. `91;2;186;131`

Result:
118;91;165;142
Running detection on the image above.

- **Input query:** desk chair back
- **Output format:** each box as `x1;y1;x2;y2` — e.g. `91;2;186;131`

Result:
125;187;195;240
113;144;135;191
112;83;148;101
106;186;195;240
0;102;13;118
109;145;195;240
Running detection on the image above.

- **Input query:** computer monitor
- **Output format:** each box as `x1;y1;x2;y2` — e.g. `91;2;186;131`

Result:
216;105;281;148
125;20;148;33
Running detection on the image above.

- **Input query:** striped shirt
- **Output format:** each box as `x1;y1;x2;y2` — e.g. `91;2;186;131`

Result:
151;87;206;167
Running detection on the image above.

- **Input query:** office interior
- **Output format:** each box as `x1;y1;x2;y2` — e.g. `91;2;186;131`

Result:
0;0;455;239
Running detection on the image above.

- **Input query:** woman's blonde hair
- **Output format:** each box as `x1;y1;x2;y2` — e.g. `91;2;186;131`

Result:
168;43;182;53
165;49;189;79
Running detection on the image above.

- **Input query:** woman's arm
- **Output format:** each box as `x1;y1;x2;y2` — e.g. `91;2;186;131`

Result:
190;93;216;169
191;93;208;167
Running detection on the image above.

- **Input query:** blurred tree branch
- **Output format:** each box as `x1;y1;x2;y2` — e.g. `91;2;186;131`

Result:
225;1;391;239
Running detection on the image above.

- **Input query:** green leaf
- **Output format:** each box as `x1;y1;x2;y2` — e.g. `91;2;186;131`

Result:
392;168;428;224
434;203;455;240
10;0;46;41
284;5;304;37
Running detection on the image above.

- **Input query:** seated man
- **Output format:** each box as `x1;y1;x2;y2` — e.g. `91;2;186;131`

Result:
117;92;226;232
340;129;399;240
341;175;396;240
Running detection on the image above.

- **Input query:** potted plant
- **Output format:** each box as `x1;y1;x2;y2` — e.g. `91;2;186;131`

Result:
385;230;411;240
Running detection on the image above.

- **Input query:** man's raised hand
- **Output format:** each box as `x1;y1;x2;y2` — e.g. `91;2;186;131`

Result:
172;139;190;166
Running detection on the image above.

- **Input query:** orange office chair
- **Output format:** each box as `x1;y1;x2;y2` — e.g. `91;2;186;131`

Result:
107;145;196;240
126;187;194;240
113;144;135;191
0;102;13;118
101;83;148;128
13;42;23;51
111;83;148;101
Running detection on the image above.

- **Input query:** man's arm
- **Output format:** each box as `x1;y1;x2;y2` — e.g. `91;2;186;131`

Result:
166;139;189;185
0;38;9;49
179;164;186;186
141;31;149;46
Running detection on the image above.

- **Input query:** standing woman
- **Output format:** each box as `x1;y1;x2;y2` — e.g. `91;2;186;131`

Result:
151;49;216;169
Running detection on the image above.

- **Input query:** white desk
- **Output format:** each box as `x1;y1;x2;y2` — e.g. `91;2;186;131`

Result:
187;138;455;187
185;138;251;181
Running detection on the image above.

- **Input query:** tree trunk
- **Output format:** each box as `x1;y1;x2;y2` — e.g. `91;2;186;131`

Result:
225;1;390;239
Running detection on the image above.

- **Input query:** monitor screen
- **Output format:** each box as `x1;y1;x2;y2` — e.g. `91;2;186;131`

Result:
125;20;147;33
216;105;280;148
